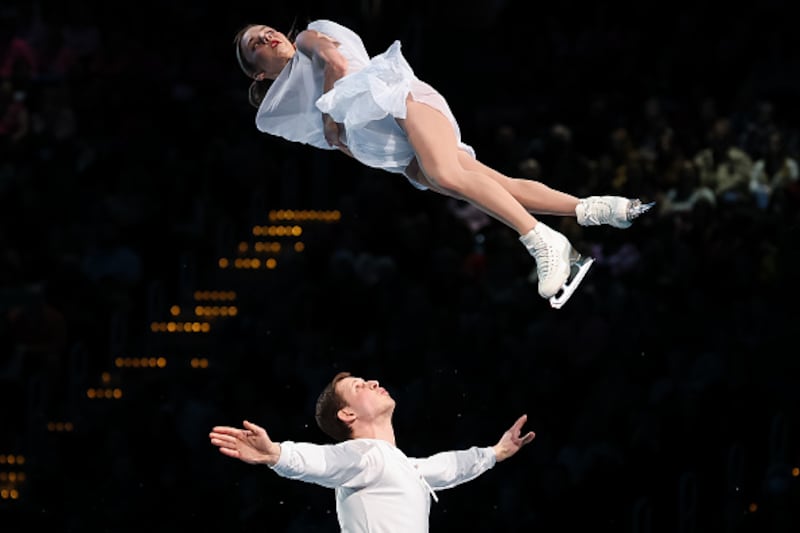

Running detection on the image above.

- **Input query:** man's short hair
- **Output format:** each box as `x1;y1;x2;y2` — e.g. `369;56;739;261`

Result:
315;371;352;442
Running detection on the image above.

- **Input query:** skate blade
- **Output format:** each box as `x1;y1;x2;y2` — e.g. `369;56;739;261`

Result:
549;257;594;309
629;200;656;220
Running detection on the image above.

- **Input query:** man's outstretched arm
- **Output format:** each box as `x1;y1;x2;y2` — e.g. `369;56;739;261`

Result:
493;414;536;462
415;414;536;490
210;420;384;489
209;420;281;465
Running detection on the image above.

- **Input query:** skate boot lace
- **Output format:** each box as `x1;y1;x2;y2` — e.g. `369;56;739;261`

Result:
582;197;618;225
582;197;654;226
532;242;558;279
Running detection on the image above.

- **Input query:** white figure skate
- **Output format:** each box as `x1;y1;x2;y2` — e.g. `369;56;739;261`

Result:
550;255;594;309
520;222;594;309
576;196;655;228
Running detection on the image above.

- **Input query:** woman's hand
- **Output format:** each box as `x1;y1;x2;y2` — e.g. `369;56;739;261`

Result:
323;114;353;157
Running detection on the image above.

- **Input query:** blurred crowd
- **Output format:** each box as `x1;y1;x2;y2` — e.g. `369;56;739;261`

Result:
1;1;798;532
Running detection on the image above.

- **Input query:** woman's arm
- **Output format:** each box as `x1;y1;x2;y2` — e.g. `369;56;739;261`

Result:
295;30;350;151
295;30;348;92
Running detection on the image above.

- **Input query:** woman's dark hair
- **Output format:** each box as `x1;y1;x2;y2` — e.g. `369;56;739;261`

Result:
233;20;301;108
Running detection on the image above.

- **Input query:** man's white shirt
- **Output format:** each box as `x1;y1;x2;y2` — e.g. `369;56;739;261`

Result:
271;438;496;532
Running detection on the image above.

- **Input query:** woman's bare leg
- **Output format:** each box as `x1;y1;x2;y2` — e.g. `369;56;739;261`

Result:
455;153;654;226
400;103;581;219
399;100;538;235
396;100;649;304
457;153;580;216
399;99;590;302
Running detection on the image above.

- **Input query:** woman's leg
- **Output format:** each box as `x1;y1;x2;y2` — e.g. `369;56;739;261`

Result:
456;153;580;216
399;100;586;302
455;153;654;226
399;100;538;236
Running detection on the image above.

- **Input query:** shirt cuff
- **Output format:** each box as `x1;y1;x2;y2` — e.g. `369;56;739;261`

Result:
270;440;295;474
485;446;498;468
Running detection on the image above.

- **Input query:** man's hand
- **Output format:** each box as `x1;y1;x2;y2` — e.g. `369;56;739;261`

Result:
493;414;535;462
209;420;282;466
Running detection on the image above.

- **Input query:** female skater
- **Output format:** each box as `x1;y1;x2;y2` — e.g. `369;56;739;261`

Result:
233;19;652;307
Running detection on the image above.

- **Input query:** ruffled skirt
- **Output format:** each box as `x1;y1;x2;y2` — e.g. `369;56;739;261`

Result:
316;41;475;190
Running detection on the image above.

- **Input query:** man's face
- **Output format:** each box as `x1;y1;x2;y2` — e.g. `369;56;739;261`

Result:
335;376;395;424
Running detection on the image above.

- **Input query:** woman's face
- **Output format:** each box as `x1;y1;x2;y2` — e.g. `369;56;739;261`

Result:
239;25;295;81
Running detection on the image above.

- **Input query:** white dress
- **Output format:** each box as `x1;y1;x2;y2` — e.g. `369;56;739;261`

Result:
255;19;476;190
271;438;497;532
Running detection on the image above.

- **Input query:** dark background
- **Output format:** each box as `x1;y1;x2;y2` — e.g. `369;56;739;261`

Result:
1;1;799;532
